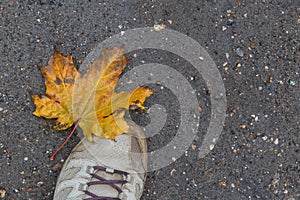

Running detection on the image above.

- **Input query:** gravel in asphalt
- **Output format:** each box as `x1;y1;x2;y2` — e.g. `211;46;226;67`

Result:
0;1;299;199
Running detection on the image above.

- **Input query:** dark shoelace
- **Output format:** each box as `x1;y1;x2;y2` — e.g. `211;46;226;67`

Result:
83;166;129;200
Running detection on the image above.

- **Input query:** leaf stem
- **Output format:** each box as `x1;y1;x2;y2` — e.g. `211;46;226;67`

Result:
50;119;80;161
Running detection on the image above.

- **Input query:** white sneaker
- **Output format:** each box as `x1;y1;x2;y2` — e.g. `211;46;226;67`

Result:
53;121;147;200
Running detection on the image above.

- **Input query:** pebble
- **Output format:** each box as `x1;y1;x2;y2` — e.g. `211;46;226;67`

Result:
262;136;268;141
0;188;6;198
265;66;269;70
153;24;166;31
191;144;196;150
251;115;259;121
37;181;44;186
236;48;244;57
219;181;227;187
170;169;176;176
274;138;279;145
289;80;296;86
225;53;230;59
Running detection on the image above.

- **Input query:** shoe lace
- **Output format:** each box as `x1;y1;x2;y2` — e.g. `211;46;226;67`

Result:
83;166;129;200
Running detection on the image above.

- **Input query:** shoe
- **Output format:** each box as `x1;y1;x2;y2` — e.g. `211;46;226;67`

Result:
53;120;147;200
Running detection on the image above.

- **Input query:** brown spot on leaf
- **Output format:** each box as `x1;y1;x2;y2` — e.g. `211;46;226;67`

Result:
54;77;62;85
103;112;113;118
133;100;141;104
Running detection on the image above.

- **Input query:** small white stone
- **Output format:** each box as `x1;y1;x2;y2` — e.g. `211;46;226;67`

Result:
153;24;166;31
274;138;279;145
262;136;268;141
289;80;296;86
225;53;230;59
185;151;188;156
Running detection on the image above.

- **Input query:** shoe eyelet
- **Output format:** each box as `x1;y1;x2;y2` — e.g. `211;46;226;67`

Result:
78;182;88;192
125;174;132;182
86;165;94;174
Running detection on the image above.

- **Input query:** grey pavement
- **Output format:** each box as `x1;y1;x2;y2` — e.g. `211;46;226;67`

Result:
0;1;299;199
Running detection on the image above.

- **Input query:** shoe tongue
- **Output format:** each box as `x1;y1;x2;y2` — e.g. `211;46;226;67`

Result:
84;135;132;171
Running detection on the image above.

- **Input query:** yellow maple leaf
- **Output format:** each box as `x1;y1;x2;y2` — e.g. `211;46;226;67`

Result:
31;46;153;144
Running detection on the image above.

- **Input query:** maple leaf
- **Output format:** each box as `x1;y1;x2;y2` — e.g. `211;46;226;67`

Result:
31;46;153;158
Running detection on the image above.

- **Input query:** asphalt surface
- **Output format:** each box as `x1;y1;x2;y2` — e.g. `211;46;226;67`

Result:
0;0;299;200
